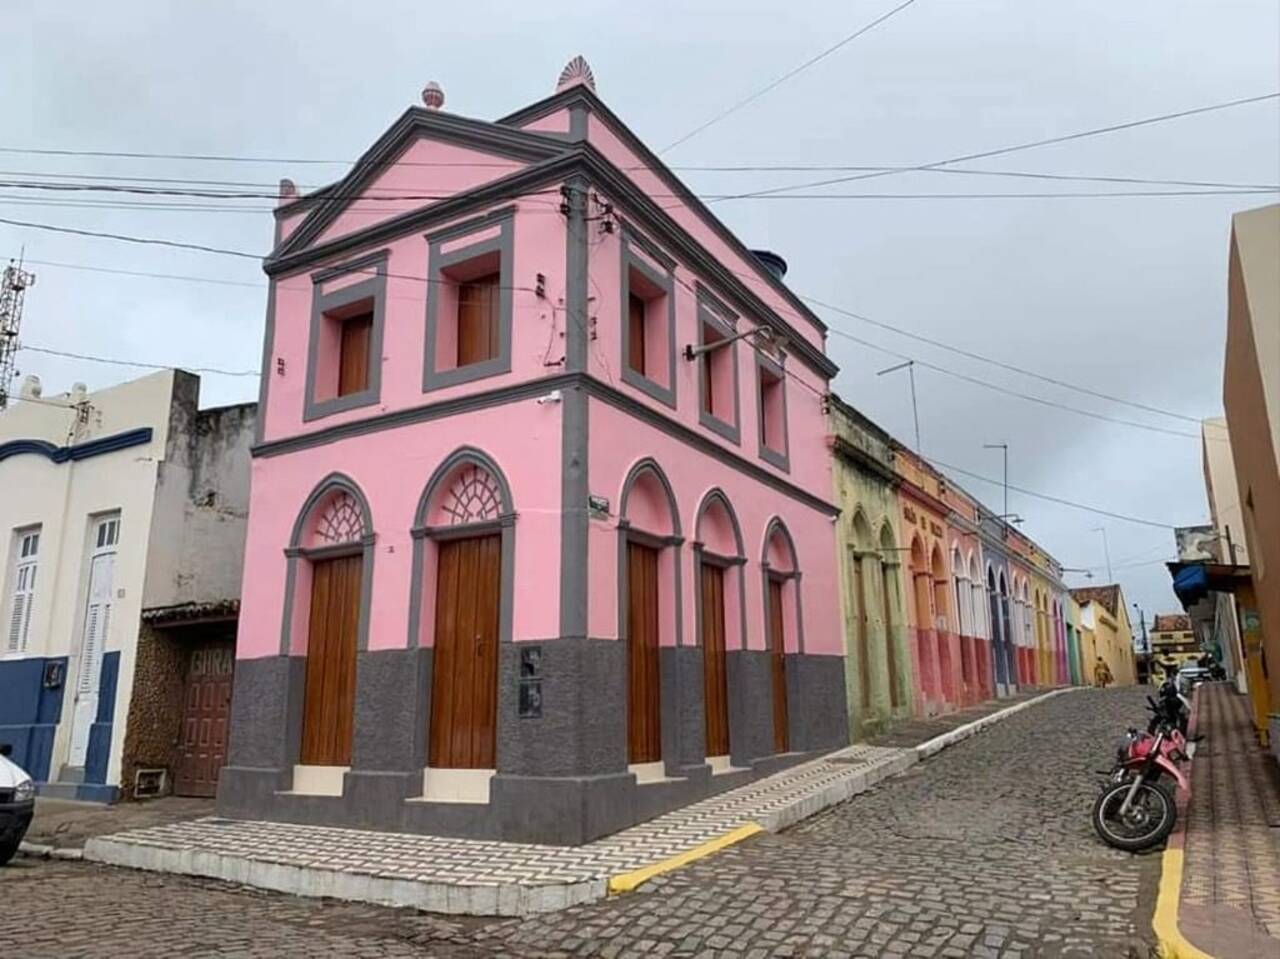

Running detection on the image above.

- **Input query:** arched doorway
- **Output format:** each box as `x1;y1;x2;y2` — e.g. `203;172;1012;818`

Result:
618;459;681;775
762;518;800;754
694;489;745;767
988;567;1007;696
879;524;903;711
286;474;374;794
931;545;954;705
850;512;875;721
413;448;515;797
909;537;937;711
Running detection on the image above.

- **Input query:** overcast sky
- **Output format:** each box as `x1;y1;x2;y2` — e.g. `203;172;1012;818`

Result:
5;1;1279;621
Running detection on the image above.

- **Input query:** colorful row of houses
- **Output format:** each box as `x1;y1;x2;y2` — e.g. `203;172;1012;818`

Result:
1;60;1130;843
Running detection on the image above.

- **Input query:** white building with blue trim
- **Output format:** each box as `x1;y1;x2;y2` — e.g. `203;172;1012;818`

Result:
0;370;254;801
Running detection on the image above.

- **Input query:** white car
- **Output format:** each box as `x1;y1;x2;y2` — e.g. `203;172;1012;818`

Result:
0;745;36;865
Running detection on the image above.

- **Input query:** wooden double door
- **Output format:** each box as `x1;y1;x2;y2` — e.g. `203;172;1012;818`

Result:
700;564;731;758
767;577;790;754
627;542;662;764
301;554;362;766
430;534;501;769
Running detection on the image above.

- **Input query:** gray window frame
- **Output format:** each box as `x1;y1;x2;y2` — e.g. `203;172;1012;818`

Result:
303;249;389;423
695;284;741;445
423;207;515;392
619;226;677;409
754;349;790;472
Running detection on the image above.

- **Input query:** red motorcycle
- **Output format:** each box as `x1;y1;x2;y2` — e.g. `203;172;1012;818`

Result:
1091;697;1190;851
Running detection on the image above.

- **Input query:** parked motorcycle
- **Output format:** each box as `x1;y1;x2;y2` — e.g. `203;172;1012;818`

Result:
1090;693;1191;852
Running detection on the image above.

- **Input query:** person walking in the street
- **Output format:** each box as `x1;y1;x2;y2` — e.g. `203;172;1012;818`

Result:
1093;656;1113;688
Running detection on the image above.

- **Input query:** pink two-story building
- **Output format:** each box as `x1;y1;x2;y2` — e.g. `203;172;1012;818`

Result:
217;60;847;845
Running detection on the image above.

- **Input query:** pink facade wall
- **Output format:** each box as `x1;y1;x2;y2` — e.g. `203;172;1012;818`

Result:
587;400;841;655
237;404;562;661
316;140;527;247
583;208;832;499
262;197;568;444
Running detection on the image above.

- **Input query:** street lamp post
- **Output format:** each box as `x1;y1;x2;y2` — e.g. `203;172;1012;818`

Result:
983;443;1009;521
877;360;921;452
1092;526;1113;582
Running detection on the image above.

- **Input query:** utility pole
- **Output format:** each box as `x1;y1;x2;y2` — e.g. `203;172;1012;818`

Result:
1093;526;1113;581
984;443;1009;521
877;360;921;451
0;256;36;411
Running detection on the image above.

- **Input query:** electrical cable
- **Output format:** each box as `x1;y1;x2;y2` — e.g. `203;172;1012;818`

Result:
714;92;1280;200
19;344;259;377
659;0;921;154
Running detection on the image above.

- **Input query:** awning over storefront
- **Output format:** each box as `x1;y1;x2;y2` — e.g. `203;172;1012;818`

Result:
1166;561;1253;607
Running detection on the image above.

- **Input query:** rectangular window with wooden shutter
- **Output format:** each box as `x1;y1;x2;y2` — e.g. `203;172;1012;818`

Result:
5;528;40;654
627;293;647;376
337;311;374;396
456;272;501;367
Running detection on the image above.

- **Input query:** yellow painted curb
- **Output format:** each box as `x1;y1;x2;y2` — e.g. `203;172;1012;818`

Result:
1153;847;1215;959
607;823;764;895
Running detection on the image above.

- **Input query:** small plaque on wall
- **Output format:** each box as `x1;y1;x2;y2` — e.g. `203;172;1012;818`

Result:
518;681;543;718
518;645;543;718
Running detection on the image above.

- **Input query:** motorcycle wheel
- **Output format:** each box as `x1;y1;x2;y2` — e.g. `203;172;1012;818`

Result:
1092;779;1176;851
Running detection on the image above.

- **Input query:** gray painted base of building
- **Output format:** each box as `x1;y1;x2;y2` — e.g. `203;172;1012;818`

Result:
218;641;849;846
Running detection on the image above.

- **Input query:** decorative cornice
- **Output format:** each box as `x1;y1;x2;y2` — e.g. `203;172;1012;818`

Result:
0;427;153;465
251;371;838;517
830;434;896;485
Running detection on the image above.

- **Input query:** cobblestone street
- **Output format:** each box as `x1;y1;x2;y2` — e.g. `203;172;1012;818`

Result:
0;688;1161;958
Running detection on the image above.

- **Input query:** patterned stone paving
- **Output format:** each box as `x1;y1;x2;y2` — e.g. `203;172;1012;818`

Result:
1181;682;1280;954
86;742;914;914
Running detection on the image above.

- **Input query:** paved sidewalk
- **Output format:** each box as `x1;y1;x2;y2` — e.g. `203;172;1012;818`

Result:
24;796;214;851
84;689;1070;917
1178;682;1280;958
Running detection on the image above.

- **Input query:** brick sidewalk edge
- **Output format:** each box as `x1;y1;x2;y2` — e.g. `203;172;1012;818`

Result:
80;687;1079;916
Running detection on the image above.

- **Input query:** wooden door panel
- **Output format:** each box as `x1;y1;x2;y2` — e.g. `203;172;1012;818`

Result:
768;577;790;753
430;535;500;769
174;642;234;797
627;542;661;764
854;560;871;708
701;564;730;758
338;313;372;396
300;555;361;766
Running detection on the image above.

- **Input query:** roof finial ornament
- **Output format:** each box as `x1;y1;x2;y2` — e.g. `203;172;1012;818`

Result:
278;178;298;204
421;81;445;110
556;56;596;93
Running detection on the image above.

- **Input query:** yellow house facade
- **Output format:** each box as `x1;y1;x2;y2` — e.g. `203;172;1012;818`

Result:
1071;585;1136;686
1149;613;1201;669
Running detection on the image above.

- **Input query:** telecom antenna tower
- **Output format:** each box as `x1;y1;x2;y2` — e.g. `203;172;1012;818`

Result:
0;257;36;411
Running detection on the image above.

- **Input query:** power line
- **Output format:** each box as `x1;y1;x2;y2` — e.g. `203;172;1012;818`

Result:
926;456;1176;529
803;295;1202;424
715;91;1280;200
659;0;921;154
19;344;259;377
2;181;1269;206
825;325;1199;438
0;216;261;259
2;217;1208;439
4;163;1275;193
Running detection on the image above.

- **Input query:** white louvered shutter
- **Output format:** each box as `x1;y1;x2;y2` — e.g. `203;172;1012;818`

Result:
6;560;36;653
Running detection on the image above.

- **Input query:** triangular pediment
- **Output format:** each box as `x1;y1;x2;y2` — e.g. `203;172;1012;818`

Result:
269;107;569;264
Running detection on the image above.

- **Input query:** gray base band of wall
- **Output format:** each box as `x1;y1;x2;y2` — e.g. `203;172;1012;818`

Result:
219;643;845;845
785;652;849;752
727;649;776;767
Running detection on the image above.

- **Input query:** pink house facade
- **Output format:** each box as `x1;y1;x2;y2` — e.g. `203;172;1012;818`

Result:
217;60;847;845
